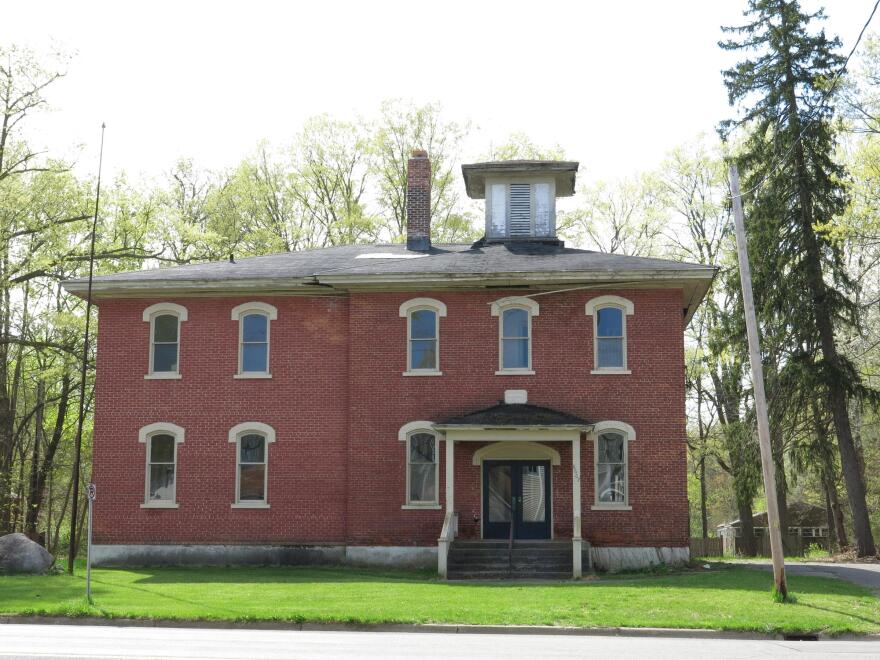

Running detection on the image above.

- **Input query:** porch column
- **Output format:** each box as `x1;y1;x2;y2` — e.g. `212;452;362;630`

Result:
446;438;454;514
572;435;583;578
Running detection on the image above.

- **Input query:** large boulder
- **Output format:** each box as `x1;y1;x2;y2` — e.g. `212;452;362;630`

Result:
0;533;54;573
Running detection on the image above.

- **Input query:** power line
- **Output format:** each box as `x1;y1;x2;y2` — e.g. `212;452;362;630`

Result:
733;0;880;200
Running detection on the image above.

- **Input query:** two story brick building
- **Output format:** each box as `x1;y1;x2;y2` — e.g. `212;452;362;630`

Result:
64;152;715;577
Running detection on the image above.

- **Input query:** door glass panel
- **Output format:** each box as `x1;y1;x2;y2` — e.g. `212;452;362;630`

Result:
487;465;512;523
520;465;546;522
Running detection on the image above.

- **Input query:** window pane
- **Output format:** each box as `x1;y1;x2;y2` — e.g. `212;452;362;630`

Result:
596;307;623;337
149;464;175;501
490;183;506;236
534;183;551;236
410;310;436;339
150;435;175;463
597;338;623;368
153;314;178;342
240;434;265;463
409;434;435;463
597;463;626;503
153;343;178;372
242;343;268;372
502;308;528;338
239;464;265;500
521;465;546;522
502;338;529;369
487;464;512;522
599;434;624;462
242;314;268;342
410;339;436;370
409;463;436;502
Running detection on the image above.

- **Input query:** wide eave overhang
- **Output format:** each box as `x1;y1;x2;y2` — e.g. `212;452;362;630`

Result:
63;267;716;324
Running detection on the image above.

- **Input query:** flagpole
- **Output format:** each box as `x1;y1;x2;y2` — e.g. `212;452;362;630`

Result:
68;123;105;574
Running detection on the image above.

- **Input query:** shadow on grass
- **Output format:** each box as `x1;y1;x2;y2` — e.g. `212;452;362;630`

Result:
120;564;876;599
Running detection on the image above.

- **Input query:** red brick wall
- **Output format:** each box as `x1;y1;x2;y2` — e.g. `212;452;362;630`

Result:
92;288;687;548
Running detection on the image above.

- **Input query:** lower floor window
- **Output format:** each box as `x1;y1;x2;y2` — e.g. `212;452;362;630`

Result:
407;432;437;504
147;434;176;502
596;431;626;504
237;433;268;502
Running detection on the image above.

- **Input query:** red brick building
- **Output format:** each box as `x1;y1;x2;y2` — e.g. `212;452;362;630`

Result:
65;154;714;577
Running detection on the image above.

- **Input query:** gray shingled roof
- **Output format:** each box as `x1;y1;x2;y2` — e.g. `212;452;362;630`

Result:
66;241;713;285
436;403;590;428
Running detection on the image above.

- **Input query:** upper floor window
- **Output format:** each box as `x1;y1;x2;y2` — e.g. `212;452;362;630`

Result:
138;422;185;508
231;302;278;378
486;180;556;239
585;296;634;374
142;303;188;379
591;421;635;511
228;422;275;508
491;297;539;375
399;298;447;376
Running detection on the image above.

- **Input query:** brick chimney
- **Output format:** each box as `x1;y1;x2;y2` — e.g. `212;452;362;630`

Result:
406;149;431;251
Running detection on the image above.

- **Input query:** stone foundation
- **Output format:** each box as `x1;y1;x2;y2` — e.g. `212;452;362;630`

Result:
90;544;437;569
590;546;690;572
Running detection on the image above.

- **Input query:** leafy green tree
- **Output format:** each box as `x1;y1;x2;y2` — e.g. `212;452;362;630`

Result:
562;175;668;256
483;132;565;161
721;0;876;555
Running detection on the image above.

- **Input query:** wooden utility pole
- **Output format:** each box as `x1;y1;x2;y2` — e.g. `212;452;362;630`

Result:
729;165;788;599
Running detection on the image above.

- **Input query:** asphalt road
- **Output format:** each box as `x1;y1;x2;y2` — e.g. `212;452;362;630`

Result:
0;624;877;660
741;561;880;591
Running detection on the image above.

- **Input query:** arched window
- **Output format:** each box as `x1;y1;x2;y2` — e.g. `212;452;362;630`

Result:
398;421;440;508
591;421;636;510
585;295;634;373
142;303;188;379
228;422;276;507
231;302;278;378
138;422;185;508
399;298;447;375
491;297;539;375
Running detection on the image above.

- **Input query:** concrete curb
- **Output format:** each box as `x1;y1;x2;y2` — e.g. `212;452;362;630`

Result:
1;616;878;641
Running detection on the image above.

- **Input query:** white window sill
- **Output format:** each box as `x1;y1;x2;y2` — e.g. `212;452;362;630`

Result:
144;373;182;380
401;503;442;510
495;369;536;376
231;502;270;509
403;370;443;377
591;504;632;511
234;373;272;379
590;369;631;375
140;502;179;509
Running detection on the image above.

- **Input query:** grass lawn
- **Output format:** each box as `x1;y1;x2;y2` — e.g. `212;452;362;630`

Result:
0;564;878;635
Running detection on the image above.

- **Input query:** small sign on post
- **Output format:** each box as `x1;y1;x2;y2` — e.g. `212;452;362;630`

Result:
86;484;96;603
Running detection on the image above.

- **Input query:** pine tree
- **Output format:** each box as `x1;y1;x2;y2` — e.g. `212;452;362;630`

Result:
721;0;877;556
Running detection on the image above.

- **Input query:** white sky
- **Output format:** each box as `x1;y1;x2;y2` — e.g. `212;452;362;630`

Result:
3;1;875;186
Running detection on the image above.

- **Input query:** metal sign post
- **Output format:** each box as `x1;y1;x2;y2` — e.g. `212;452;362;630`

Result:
86;483;96;603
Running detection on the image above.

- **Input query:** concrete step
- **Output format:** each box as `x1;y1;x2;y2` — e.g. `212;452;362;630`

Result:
448;570;573;581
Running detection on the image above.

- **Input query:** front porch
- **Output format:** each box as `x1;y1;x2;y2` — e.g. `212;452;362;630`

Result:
429;396;591;579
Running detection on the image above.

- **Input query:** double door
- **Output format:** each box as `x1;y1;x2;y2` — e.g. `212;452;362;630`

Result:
482;460;551;540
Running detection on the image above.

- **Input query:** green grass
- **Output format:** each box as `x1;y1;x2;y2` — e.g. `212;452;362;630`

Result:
0;565;878;635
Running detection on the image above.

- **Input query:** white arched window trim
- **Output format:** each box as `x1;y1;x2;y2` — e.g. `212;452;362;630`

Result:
585;295;634;375
231;302;277;379
228;422;276;508
138;422;184;509
399;298;446;376
397;421;441;510
143;303;188;380
590;421;635;511
491;297;539;375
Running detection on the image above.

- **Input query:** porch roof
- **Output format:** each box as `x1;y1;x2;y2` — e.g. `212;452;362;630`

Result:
434;403;591;430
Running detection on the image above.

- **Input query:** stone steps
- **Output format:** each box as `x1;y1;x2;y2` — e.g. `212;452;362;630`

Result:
447;540;574;580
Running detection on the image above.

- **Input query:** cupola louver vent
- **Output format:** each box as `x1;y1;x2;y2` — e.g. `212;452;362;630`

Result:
508;183;532;237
